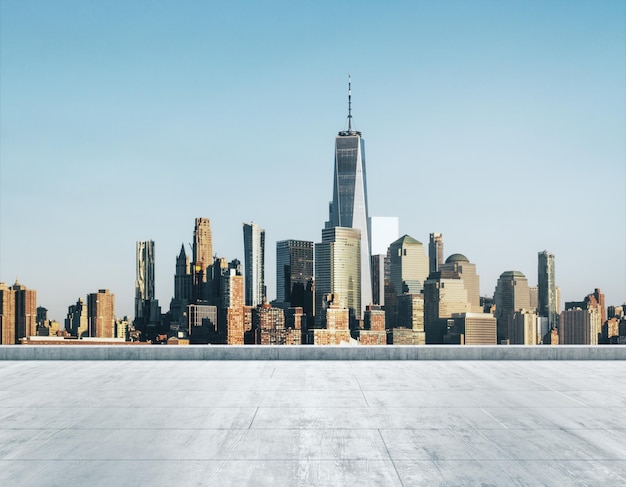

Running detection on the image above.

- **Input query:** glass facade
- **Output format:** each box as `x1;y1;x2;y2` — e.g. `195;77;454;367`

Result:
328;133;372;315
538;251;558;329
276;240;313;306
314;227;361;323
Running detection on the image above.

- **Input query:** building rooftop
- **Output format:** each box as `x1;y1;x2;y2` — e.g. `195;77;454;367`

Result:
500;270;527;278
391;234;422;246
1;348;624;486
445;253;469;263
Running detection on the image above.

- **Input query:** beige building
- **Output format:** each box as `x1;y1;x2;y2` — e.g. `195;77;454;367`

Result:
193;217;213;282
313;294;352;345
0;282;16;344
315;227;361;323
559;307;600;345
438;254;481;312
388;235;429;295
424;275;469;343
447;312;497;345
0;280;37;344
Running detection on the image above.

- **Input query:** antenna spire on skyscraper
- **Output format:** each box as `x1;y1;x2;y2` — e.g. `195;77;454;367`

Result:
348;74;352;132
339;75;360;137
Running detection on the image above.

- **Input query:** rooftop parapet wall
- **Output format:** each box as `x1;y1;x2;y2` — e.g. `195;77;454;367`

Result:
0;345;625;360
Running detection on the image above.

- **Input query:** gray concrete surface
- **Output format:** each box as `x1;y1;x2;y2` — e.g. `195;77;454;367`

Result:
2;345;626;360
1;360;625;486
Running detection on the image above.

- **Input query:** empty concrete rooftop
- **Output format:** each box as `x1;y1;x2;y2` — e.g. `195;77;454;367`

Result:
1;346;625;486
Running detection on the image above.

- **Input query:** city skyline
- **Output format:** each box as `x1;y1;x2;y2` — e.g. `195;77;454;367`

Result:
1;1;624;321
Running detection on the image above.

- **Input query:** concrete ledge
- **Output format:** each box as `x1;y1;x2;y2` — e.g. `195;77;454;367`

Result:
0;345;625;360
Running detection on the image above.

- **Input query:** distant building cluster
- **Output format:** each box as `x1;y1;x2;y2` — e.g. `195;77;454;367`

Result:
2;82;624;346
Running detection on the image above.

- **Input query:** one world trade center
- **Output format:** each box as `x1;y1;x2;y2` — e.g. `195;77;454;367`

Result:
325;77;372;318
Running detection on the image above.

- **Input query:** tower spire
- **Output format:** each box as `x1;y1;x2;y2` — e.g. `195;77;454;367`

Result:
348;74;352;132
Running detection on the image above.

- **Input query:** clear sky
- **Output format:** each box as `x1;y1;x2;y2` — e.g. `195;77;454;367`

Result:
1;0;625;322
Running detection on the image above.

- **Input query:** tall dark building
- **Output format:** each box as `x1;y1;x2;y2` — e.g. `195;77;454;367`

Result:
429;233;444;275
325;77;372;315
243;222;266;307
174;244;192;302
276;240;313;313
494;271;531;344
538;250;558;330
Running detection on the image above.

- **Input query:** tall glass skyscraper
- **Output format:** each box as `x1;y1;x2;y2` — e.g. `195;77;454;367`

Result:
538;250;558;329
243;222;265;307
314;227;361;324
276;240;313;309
326;78;372;316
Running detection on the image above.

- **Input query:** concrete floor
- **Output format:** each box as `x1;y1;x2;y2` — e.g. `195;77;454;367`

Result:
0;360;625;486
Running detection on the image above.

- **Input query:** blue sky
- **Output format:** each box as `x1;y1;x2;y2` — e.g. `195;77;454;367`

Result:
1;0;625;321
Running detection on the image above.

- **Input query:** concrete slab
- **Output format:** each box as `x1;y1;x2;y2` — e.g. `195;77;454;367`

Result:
0;360;625;486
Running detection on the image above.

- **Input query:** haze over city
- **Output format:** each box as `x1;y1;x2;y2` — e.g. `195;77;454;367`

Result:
1;0;624;322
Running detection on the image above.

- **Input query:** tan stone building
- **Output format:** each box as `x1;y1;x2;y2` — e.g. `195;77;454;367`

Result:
87;289;115;338
559;307;600;345
446;313;497;345
0;280;36;344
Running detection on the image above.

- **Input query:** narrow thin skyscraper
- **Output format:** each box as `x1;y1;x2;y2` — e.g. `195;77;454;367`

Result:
135;241;155;320
538;250;558;330
429;233;444;275
326;77;372;317
243;222;266;307
193;218;213;282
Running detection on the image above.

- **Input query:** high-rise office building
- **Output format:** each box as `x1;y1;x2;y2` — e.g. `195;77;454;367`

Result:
87;289;115;338
243;222;265;307
314;227;361;324
135;240;155;320
276;240;313;309
494;271;531;344
65;298;88;338
559;307;600;345
438;254;481;312
538;251;558;330
3;280;37;343
429;233;444;275
326;78;372;316
509;309;539;345
174;244;192;302
222;270;245;345
388;235;429;296
423;275;470;343
0;282;16;344
193;218;213;279
191;218;213;302
565;288;606;326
